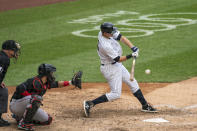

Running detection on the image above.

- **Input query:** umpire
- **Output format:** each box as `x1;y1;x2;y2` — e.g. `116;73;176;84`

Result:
0;40;20;126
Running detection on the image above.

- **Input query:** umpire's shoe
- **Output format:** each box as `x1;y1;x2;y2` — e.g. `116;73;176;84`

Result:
141;103;158;113
83;101;94;117
0;118;10;127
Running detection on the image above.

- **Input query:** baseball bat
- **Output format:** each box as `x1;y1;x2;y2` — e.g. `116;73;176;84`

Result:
130;57;136;81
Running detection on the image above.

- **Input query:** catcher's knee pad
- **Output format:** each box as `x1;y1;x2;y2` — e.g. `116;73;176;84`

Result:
23;95;43;122
31;95;43;107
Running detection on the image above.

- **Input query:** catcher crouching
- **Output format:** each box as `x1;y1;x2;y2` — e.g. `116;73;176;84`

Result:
9;63;82;131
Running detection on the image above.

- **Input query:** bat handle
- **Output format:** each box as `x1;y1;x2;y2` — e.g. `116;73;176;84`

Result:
130;57;136;81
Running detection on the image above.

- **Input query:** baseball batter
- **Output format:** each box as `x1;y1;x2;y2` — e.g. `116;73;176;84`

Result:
84;22;157;117
10;64;82;131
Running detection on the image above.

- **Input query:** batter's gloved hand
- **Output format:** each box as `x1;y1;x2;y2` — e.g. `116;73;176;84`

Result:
131;46;139;53
132;52;139;58
71;71;83;89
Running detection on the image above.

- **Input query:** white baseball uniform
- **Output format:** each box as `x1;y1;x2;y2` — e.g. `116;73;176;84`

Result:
97;31;139;101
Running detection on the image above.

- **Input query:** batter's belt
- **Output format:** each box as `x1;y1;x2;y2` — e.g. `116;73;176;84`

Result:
101;62;116;66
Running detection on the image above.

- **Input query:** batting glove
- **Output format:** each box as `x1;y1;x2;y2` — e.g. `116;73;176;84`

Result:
131;46;139;52
132;52;139;58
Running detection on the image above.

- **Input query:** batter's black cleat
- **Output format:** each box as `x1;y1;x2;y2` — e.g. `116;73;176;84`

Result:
141;103;158;113
18;121;34;131
83;101;94;117
0;118;10;127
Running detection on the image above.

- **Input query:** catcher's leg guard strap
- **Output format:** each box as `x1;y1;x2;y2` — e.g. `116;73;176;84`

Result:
23;95;43;123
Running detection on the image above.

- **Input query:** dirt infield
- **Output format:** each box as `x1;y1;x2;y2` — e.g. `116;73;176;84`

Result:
0;0;75;12
1;1;197;130
2;77;197;131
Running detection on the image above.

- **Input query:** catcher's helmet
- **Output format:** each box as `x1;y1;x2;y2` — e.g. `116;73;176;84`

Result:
38;64;56;83
100;22;117;34
38;64;56;76
2;40;21;59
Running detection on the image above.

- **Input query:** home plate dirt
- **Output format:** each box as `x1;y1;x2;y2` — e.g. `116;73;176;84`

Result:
1;77;197;131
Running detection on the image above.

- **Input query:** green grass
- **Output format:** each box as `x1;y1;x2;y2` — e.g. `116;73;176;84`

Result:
0;0;197;85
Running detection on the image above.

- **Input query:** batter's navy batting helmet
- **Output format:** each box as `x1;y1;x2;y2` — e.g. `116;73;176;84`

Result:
100;22;117;34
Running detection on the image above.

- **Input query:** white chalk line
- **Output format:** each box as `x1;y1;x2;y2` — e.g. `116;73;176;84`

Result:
154;104;197;111
69;11;197;38
68;11;139;24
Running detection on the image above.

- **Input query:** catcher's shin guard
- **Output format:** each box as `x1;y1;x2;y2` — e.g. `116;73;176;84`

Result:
22;95;43;123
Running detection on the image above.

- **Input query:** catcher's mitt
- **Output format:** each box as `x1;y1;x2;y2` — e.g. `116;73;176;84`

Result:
71;71;83;89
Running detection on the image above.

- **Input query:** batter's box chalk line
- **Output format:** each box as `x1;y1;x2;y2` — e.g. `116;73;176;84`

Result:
154;104;197;111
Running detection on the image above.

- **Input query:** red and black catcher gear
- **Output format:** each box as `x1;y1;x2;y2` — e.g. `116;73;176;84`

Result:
38;64;56;84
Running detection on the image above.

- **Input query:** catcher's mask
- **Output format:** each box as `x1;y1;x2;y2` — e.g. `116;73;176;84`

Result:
38;64;56;84
2;40;21;60
100;22;117;34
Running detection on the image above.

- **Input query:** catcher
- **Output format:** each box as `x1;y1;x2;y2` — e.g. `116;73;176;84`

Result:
9;63;82;131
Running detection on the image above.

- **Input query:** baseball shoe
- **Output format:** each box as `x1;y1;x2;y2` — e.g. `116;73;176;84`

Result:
18;121;34;131
141;103;158;113
83;101;94;117
0;118;10;127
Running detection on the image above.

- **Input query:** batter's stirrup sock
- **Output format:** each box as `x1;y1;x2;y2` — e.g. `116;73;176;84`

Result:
92;94;108;105
133;89;147;106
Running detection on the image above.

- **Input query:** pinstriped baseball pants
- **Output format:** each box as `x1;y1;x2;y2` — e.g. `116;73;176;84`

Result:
100;63;139;101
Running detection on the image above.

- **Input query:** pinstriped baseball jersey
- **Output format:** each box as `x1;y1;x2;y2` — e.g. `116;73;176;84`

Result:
97;30;139;101
97;31;122;64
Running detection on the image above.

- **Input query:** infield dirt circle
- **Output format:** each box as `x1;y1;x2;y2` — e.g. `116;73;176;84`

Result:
1;1;197;131
2;77;197;131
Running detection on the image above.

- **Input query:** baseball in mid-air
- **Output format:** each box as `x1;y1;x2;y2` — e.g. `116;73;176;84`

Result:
145;69;151;74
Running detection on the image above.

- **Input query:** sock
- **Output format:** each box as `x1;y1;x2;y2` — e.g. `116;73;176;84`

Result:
133;89;147;106
92;94;108;106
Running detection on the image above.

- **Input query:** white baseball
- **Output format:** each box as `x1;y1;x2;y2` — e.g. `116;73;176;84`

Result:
145;69;151;74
